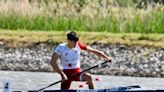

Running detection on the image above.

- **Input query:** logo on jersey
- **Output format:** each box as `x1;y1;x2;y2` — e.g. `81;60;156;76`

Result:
68;63;72;67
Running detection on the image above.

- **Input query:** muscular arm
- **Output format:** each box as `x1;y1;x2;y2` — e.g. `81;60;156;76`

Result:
50;53;64;75
86;46;112;62
50;53;68;81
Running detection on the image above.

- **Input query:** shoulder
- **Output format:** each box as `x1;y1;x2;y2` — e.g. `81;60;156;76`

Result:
77;41;87;50
55;43;67;50
54;43;67;55
58;43;67;47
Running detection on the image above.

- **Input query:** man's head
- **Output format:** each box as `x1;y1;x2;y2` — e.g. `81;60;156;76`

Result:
67;31;79;42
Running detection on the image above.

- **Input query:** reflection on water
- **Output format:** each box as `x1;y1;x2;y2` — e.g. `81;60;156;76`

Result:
0;71;164;92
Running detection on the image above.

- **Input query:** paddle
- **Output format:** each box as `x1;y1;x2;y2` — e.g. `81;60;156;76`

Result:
36;60;111;92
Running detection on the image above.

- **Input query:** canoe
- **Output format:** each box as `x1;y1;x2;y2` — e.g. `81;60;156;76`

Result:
27;85;140;92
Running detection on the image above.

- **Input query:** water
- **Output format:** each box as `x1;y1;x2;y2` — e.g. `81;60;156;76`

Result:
0;71;164;92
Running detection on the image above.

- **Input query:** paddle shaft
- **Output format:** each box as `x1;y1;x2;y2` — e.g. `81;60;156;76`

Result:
37;60;110;92
37;80;62;92
80;60;109;74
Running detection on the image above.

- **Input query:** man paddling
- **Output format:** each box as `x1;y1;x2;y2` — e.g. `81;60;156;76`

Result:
50;31;112;89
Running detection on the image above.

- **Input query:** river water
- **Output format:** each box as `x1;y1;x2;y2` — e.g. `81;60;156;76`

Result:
0;71;164;92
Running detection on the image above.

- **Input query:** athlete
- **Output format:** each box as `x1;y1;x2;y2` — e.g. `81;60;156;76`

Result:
50;31;112;89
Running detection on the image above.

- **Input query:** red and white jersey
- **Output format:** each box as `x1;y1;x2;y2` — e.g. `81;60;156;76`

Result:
54;42;87;69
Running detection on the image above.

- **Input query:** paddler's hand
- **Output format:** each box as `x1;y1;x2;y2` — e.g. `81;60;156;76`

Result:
106;57;112;62
60;73;68;82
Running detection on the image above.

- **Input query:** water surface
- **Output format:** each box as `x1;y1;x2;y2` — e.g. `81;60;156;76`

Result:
0;71;164;92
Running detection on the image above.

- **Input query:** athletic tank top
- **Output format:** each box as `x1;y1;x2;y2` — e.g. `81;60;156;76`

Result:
54;42;87;69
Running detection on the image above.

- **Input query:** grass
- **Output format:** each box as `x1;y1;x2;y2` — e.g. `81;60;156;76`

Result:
0;1;164;33
0;30;164;48
0;1;164;48
0;10;164;33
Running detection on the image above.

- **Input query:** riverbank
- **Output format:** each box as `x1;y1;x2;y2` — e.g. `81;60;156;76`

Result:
1;30;164;48
0;42;164;77
0;30;164;77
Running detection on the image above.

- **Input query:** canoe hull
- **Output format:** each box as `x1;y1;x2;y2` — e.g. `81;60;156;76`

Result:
28;85;140;92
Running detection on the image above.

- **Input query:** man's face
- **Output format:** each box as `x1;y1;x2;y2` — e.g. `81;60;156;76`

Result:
67;39;76;44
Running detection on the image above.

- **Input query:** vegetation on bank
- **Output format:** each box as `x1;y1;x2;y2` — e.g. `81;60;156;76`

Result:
0;0;164;33
0;1;164;48
0;30;164;48
1;10;164;33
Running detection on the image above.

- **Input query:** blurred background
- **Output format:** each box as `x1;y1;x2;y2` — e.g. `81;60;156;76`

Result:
0;0;164;91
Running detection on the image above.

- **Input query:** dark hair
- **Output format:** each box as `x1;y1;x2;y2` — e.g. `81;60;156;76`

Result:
67;31;79;42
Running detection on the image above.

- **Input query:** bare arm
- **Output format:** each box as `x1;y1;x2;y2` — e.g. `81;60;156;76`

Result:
50;53;64;75
50;53;67;81
86;46;112;62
